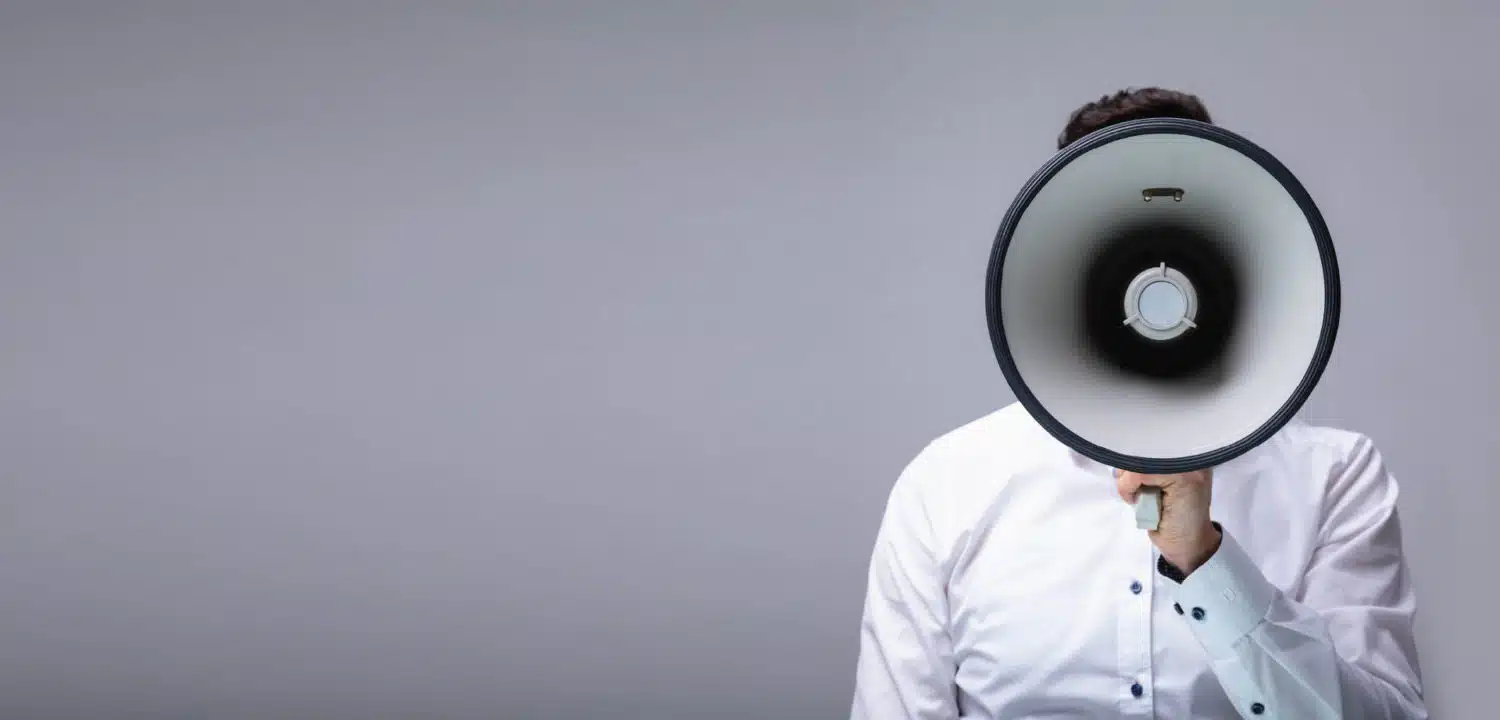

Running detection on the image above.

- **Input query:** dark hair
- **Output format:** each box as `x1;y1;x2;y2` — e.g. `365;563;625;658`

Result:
1057;87;1212;150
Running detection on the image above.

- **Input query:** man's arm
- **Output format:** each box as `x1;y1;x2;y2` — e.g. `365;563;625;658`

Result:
1160;435;1426;719
850;455;959;720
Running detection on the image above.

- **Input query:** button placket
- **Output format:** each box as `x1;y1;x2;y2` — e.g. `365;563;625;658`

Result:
1115;512;1155;715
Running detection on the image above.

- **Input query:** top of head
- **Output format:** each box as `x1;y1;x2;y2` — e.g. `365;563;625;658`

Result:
1058;87;1214;150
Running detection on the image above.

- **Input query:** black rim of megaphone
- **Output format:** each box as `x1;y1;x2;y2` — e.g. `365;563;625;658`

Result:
985;117;1341;474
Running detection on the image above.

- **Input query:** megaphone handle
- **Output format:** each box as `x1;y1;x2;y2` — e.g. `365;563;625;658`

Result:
1135;486;1162;531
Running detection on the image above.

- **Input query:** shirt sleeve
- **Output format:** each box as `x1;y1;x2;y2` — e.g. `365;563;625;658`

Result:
1160;435;1426;719
850;453;959;720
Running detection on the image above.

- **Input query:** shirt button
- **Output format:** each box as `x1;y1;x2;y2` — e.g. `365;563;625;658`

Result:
1250;702;1265;715
1130;580;1143;594
1130;682;1143;698
1191;607;1206;621
1173;602;1184;615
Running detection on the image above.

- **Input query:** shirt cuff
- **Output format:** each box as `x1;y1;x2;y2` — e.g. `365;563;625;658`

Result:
1162;527;1277;659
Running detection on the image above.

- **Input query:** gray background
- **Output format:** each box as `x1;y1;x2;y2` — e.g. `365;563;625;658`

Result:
1;2;1494;718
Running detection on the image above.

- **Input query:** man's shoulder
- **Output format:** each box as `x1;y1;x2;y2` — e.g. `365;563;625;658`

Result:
914;402;1050;461
1240;419;1395;504
1268;417;1381;465
881;403;1054;544
894;403;1055;492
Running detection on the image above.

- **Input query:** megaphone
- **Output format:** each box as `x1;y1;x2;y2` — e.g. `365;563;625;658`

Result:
985;118;1339;526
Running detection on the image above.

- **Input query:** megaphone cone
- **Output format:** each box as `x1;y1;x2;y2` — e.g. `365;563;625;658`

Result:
986;118;1340;474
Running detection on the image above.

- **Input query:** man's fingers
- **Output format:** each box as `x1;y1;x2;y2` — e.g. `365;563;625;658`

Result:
1115;471;1183;503
1115;469;1214;504
1116;472;1143;503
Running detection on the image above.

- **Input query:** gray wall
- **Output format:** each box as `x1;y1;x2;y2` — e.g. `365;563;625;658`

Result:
1;2;1494;718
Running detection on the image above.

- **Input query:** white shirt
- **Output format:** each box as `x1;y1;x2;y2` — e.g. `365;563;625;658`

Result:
850;403;1425;719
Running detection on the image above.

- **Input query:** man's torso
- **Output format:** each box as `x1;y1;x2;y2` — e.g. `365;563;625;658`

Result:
914;403;1354;718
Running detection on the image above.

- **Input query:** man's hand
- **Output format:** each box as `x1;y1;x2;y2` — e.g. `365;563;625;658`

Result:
1116;469;1222;576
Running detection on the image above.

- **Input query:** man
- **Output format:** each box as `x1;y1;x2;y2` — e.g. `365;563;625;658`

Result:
849;88;1425;719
